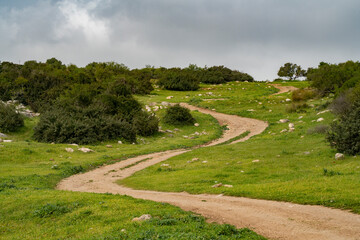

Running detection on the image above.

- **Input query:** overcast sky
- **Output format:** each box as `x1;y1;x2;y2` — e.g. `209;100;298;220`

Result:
1;0;359;80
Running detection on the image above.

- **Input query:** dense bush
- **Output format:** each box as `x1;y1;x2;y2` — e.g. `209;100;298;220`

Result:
34;81;158;144
158;70;200;91
327;100;360;155
163;104;195;126
0;102;24;132
308;61;360;95
291;88;317;102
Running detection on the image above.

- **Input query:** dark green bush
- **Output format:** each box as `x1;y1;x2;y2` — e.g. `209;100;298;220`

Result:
327;100;360;155
158;70;199;91
132;111;159;136
163;104;195;126
0;102;24;132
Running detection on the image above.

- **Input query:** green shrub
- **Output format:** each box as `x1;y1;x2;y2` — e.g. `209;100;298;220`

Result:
158;70;199;91
291;88;317;102
285;102;309;113
132;111;159;136
0;102;24;132
33;203;72;218
327;100;360;155
163;104;195;126
307;125;329;134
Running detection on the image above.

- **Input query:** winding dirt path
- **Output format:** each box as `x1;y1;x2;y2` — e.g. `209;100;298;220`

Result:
270;83;298;95
57;95;360;239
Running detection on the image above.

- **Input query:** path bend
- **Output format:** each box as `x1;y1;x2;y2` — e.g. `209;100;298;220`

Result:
57;96;360;240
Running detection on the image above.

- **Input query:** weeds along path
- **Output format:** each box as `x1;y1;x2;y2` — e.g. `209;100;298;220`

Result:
57;99;360;240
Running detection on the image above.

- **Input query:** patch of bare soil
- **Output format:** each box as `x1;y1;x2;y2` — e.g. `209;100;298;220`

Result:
270;83;298;95
57;87;360;240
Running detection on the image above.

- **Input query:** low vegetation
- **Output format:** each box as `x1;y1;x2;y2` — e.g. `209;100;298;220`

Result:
0;102;24;132
163;104;195;126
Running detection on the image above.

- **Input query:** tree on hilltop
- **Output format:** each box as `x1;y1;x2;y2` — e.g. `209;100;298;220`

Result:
278;62;306;80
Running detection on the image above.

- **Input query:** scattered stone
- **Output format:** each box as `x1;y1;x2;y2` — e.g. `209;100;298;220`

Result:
317;118;324;122
280;129;288;133
288;123;294;128
279;119;290;123
223;184;233;188
298;116;304;119
69;143;79;146
317;110;330;115
166;96;173;99
161;101;170;106
121;229;126;232
240;170;245;173
335;153;345;160
194;123;200;127
3;140;12;143
285;98;291;102
161;164;170;167
174;128;180;131
269;109;272;112
300;136;304;138
247;109;255;112
51;164;58;169
49;158;54;161
118;141;123;144
132;214;152;222
202;161;208;163
252;159;260;163
78;147;94;153
65;148;74;153
106;145;113;148
212;183;223;188
166;130;173;133
288;128;295;132
304;151;311;155
194;132;200;135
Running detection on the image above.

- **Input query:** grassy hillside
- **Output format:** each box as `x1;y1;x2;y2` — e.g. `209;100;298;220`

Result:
0;104;266;239
122;81;360;214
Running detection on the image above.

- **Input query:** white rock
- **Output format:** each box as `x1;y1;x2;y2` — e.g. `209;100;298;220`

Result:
194;123;200;127
78;147;94;153
161;101;170;106
166;96;173;99
3;140;12;143
69;143;79;146
118;141;123;144
202;161;208;163
212;183;223;188
161;164;170;167
269;109;272;112
288;128;295;132
317;110;330;115
65;148;74;153
317;118;324;122
252;159;260;163
132;214;152;221
106;145;113;148
286;98;291;102
279;119;290;123
223;184;233;188
280;129;288;133
288;123;294;128
247;109;255;112
335;153;345;160
298;116;304;119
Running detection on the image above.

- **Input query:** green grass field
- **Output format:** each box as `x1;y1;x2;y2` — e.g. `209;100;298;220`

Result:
122;81;360;214
0;93;265;239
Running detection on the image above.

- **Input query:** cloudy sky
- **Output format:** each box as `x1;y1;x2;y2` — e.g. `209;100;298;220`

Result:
0;0;359;80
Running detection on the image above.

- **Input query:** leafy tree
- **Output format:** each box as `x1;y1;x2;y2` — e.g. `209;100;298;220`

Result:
0;102;24;132
163;104;195;126
278;63;306;80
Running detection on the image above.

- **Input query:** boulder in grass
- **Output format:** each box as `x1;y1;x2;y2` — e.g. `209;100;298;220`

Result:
132;214;152;222
212;183;223;188
65;148;74;153
335;153;345;160
279;119;290;123
78;147;94;153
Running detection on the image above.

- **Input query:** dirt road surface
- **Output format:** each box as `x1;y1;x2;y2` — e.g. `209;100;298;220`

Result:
57;88;360;240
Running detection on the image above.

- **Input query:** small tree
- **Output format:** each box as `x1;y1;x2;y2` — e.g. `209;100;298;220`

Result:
278;63;306;80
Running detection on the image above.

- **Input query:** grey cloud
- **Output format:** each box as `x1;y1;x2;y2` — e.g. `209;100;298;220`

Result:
0;0;360;80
